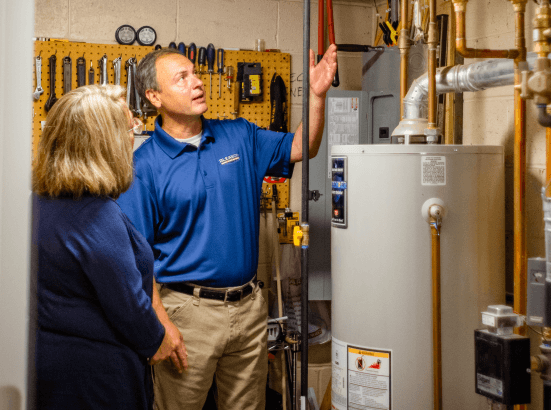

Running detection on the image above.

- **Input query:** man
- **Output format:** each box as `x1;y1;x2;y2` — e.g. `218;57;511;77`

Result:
117;44;337;410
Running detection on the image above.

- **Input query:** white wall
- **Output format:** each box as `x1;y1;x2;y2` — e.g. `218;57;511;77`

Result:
0;1;34;409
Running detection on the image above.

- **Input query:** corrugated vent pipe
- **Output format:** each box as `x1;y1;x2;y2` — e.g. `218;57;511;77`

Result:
392;53;539;139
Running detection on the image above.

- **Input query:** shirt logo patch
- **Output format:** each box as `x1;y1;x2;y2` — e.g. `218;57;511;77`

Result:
219;154;240;165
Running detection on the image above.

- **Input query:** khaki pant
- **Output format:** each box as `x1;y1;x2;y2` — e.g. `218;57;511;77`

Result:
154;282;268;410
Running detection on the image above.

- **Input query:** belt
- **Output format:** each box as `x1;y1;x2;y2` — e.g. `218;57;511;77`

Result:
165;280;260;302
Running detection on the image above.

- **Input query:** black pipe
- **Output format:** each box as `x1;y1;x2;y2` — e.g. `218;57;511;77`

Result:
301;0;311;406
336;44;385;53
545;381;551;410
538;104;551;127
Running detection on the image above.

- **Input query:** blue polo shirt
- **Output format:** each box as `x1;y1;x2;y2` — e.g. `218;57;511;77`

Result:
117;116;294;287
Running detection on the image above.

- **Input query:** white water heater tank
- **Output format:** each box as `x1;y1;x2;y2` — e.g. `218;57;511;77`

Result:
330;145;505;410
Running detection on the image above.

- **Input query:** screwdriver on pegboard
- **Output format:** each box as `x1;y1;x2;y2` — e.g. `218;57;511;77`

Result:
217;48;224;99
206;43;215;99
178;42;186;55
198;46;206;76
188;43;197;73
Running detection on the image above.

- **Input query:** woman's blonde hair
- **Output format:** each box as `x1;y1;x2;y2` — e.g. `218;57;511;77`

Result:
33;85;133;199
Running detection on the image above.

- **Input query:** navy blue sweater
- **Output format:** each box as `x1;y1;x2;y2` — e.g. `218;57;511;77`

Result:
34;195;164;409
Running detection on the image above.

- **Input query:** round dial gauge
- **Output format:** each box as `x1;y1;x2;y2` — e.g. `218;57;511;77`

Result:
115;24;136;45
137;26;157;47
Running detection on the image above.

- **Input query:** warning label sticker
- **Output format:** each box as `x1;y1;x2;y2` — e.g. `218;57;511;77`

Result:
477;373;503;398
332;338;348;410
332;337;391;410
421;156;446;186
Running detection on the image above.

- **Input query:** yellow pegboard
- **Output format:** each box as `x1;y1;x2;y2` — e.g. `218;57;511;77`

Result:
32;41;156;156
205;50;291;129
261;178;290;211
32;42;291;158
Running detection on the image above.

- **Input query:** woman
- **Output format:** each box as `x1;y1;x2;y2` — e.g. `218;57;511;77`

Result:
33;85;171;409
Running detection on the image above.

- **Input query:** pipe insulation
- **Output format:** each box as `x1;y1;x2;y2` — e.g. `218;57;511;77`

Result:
403;52;539;120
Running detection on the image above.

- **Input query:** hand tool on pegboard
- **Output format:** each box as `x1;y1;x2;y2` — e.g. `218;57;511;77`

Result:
33;55;44;100
231;65;239;119
99;54;108;86
113;56;121;86
206;43;215;99
126;57;138;114
77;55;86;87
88;61;95;85
269;73;287;132
237;62;263;102
217;48;224;99
63;54;72;94
226;65;233;89
188;43;197;72
198;46;206;76
327;0;339;87
178;42;186;55
44;53;58;112
168;42;177;49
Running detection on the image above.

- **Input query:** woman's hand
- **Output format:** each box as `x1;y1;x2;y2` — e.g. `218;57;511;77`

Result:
149;320;188;373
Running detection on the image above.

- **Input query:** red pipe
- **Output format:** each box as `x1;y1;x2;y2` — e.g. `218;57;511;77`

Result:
318;0;324;57
327;0;339;86
327;0;335;45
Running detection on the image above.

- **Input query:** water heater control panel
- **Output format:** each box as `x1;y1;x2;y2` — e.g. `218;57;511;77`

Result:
331;156;347;228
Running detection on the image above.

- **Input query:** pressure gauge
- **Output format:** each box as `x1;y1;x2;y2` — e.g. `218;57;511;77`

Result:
137;26;157;47
115;24;136;45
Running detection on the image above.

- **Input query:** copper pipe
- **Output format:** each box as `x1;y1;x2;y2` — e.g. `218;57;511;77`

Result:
512;0;527;347
547;127;551;185
452;0;519;59
430;215;443;410
427;0;438;128
513;71;527;334
399;0;410;119
512;5;528;409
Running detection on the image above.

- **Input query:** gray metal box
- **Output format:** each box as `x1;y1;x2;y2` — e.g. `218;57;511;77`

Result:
362;47;400;143
527;257;546;326
308;90;368;300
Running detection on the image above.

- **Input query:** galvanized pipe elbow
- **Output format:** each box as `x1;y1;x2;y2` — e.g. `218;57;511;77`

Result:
402;52;540;121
